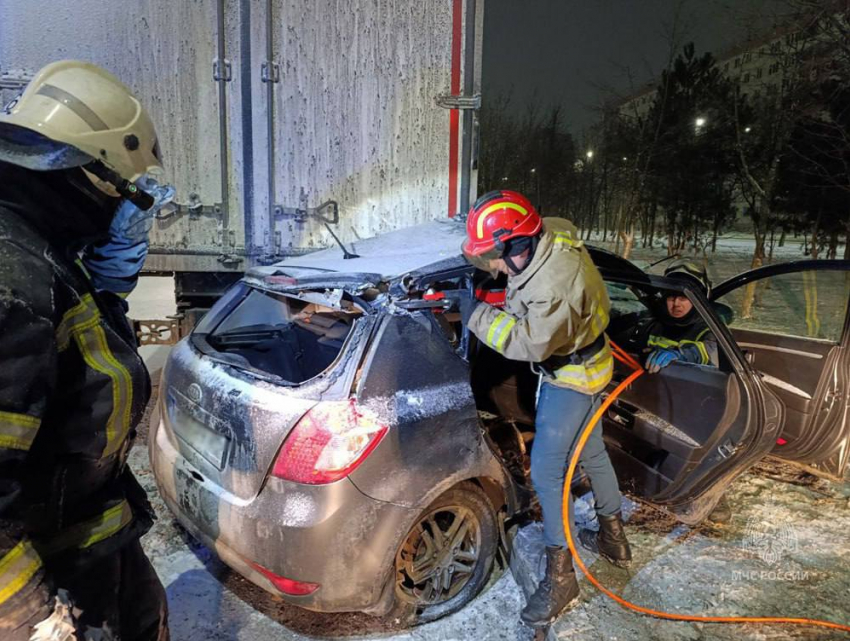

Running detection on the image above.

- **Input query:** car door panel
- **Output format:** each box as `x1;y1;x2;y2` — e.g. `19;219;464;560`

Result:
733;327;833;410
712;261;850;480
600;277;781;523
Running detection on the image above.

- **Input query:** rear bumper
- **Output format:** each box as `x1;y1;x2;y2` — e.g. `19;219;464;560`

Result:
149;407;417;613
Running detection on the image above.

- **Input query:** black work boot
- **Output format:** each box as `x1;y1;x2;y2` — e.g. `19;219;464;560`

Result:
520;546;580;627
579;512;632;568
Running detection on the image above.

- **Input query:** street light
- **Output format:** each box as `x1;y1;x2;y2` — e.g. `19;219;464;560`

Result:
695;116;707;129
530;168;540;209
501;176;508;182
586;150;594;159
744;126;752;133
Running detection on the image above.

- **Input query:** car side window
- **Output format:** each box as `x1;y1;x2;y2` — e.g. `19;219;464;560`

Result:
604;281;653;349
714;270;848;343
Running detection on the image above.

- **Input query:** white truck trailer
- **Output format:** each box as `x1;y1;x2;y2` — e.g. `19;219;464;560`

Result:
0;0;483;335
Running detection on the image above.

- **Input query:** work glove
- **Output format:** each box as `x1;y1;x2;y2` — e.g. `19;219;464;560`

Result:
28;590;78;641
645;348;680;374
82;178;174;296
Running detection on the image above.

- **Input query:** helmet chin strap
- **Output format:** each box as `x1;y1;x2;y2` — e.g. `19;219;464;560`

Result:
502;235;539;275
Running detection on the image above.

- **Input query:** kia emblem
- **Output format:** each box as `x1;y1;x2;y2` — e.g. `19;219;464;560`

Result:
187;383;203;404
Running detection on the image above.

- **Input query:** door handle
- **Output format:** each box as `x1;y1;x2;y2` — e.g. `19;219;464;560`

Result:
607;403;635;428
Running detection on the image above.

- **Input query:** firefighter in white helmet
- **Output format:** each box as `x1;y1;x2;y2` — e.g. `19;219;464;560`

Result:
0;61;171;640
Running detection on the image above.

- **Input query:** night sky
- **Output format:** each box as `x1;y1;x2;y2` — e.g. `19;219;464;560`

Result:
482;0;781;133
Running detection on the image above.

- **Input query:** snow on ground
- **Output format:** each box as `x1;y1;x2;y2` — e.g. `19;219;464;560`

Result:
130;434;850;641
540;462;850;641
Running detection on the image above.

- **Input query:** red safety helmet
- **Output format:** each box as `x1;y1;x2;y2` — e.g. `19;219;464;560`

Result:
462;190;543;257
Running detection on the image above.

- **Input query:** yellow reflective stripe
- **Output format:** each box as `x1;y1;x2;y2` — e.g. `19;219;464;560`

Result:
552;346;614;393
0;541;42;606
590;298;609;338
552;231;576;247
0;411;41;451
648;335;678;349
679;340;710;364
55;295;133;458
36;501;133;556
476;202;529;239
486;312;517;353
494;317;516;351
75;325;134;457
486;312;508;345
695;327;711;341
56;294;100;352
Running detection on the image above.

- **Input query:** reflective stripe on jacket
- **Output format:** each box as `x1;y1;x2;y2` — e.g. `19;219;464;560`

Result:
0;205;150;627
468;218;613;394
643;322;718;367
648;327;715;365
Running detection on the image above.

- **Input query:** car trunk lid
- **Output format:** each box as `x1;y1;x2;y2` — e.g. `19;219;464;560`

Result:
160;286;370;500
161;340;322;500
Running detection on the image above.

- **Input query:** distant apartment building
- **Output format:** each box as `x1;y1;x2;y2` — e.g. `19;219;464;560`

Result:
616;26;813;121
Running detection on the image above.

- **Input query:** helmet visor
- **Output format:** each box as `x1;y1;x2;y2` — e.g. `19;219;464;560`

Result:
0;123;94;171
461;243;500;273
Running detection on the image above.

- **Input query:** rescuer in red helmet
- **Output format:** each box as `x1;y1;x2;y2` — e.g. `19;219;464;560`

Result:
458;190;632;627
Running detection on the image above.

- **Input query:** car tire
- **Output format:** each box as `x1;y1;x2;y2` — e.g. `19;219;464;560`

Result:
388;482;499;625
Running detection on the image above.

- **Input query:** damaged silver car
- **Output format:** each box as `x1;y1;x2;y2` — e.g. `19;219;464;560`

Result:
149;219;850;622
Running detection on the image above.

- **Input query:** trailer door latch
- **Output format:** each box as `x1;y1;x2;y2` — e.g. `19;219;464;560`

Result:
213;58;232;82
261;61;280;83
435;93;481;110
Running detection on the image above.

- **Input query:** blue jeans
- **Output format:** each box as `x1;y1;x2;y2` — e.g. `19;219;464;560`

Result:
531;382;623;548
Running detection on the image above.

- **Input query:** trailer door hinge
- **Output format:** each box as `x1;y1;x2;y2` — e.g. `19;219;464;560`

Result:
261;61;280;83
435;93;481;110
273;200;339;225
213;58;232;82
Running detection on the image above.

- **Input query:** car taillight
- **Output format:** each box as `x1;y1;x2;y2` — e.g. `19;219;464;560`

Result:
248;561;320;596
271;399;388;484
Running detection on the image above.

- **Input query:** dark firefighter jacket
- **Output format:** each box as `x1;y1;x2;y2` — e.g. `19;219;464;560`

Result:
0;165;152;629
467;218;613;395
633;311;719;367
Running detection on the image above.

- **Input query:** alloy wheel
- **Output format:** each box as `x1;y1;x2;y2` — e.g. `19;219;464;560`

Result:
395;505;481;606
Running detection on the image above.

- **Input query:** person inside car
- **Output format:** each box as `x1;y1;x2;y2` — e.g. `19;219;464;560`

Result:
635;259;719;373
627;258;732;524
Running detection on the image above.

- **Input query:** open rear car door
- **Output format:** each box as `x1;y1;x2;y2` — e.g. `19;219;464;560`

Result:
593;249;785;525
710;260;850;481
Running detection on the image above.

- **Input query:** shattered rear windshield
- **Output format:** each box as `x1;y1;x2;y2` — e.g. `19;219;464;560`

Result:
203;288;362;385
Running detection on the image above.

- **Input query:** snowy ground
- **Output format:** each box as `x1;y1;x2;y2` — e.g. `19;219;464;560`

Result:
126;235;850;640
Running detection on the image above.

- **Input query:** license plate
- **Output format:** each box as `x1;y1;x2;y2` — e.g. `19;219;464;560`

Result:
174;465;203;520
167;389;231;470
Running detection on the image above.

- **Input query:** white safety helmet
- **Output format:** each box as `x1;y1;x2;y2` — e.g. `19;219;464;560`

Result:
0;60;162;184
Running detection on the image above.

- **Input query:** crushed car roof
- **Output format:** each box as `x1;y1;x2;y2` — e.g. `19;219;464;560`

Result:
251;219;469;281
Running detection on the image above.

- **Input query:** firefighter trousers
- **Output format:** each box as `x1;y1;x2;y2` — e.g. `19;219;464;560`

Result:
9;538;169;641
531;382;623;548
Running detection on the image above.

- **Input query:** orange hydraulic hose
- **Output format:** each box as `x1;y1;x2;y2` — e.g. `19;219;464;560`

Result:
560;341;850;634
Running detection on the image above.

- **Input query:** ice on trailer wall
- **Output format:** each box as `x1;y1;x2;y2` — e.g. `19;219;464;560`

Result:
0;0;462;270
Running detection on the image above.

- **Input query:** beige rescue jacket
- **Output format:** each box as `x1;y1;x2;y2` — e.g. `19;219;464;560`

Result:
467;217;613;394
